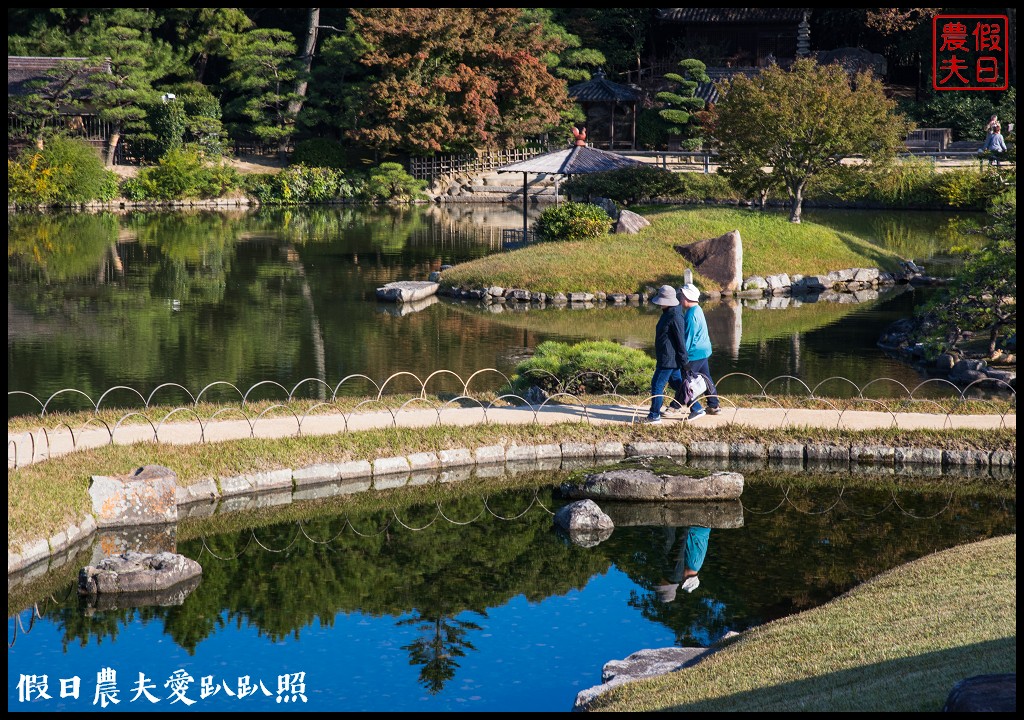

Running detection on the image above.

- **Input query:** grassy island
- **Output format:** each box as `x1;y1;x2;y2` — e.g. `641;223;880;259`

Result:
440;207;905;295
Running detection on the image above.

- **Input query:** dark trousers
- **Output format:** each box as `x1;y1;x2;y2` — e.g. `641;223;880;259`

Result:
648;366;685;418
686;357;719;410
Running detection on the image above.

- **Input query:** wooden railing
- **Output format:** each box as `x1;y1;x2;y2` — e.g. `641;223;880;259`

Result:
407;146;557;181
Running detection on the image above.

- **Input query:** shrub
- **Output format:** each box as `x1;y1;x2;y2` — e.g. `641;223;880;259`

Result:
358;161;427;202
507;340;655;396
292;138;350;169
242;165;356;205
122;148;240;201
119;176;158;201
141;99;188;161
932;169;1002;209
8;136;118;205
864;159;937;206
533;201;614;242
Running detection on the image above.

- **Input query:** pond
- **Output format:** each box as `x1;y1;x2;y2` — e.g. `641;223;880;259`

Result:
7;464;1015;712
7;204;982;415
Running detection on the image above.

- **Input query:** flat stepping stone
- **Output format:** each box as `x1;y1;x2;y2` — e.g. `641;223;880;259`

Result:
79;551;202;598
375;280;439;303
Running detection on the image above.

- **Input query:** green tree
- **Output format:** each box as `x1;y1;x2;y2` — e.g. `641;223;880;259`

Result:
80;18;177;166
657;58;710;150
710;58;909;223
298;21;372;140
917;191;1016;359
7;59;88;149
345;8;572;154
163;7;253;83
223;28;303;155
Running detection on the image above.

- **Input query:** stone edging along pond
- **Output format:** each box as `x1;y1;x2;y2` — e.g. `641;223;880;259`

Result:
433;260;950;308
8;437;1015;577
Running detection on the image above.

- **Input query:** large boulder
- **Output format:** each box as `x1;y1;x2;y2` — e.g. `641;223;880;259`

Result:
89;465;178;528
561;468;743;501
675;230;743;292
613;209;651;234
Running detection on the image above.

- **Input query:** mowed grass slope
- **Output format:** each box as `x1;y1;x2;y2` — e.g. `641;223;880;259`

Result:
440;207;904;295
588;534;1016;712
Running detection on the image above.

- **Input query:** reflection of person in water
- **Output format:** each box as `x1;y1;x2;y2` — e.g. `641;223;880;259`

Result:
654;526;711;602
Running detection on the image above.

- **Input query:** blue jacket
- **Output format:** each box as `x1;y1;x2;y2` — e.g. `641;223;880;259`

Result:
654;305;688;369
683;305;713;361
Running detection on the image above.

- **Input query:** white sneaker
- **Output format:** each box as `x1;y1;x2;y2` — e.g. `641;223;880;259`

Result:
661;405;685;418
686;408;706;421
638;415;662;425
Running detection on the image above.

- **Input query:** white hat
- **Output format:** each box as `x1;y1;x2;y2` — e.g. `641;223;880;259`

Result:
680;575;700;593
680;283;700;302
651;284;679;307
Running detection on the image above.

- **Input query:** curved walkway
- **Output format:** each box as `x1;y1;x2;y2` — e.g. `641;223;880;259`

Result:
7;402;1016;468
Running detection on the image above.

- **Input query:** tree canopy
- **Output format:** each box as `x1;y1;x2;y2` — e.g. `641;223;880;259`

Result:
343;8;573;155
709;58;909;222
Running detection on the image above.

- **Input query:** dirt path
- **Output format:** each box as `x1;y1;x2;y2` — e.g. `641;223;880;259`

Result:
111;153;287;179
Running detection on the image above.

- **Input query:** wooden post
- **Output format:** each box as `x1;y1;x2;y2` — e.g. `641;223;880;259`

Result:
522;172;528;240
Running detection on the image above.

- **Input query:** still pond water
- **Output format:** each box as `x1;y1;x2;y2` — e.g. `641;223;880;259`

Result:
7;204;982;414
7;466;1016;712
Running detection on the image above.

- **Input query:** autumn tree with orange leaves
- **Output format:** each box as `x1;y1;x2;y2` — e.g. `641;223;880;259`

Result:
345;8;573;155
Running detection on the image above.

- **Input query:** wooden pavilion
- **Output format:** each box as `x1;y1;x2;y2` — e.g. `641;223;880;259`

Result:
567;69;643;151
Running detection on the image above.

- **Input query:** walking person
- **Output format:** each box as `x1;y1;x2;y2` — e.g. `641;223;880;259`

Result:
653;525;712;603
640;285;688;424
678;283;721;419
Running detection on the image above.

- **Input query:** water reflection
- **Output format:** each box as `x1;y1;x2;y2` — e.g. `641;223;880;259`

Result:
8;205;976;411
8;468;1015;711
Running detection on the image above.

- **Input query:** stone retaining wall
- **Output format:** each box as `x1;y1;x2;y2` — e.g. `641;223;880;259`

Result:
8;439;1014;577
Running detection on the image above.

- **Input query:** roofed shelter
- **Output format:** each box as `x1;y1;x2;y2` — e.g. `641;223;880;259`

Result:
655;8;810;68
8;56;113;159
496;137;646;241
567;69;643;150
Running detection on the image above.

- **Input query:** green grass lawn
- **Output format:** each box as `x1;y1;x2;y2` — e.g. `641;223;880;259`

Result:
440;207;905;295
588;534;1016;712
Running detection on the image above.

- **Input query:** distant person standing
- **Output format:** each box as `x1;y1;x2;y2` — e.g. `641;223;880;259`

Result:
985;114;1000;134
678;283;721;419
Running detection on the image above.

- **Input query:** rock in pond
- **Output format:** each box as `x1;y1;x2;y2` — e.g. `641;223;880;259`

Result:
553;499;615;548
560;468;743;502
79;551;202;604
375;280;439;303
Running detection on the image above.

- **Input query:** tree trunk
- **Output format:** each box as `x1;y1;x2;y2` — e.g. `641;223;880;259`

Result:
286;8;320;121
105;131;122;167
788;184;803;223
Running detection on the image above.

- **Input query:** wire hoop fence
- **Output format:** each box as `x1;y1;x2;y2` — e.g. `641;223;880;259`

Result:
8;370;1016;469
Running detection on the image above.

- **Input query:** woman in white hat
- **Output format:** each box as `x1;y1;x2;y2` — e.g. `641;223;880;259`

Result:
678;283;721;419
640;284;689;424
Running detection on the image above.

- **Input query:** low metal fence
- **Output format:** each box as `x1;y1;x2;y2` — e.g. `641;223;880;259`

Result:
8;371;1015;469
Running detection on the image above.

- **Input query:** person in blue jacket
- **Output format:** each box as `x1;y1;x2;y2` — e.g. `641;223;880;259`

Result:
640;285;688;424
678;282;721;419
654;525;712;602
